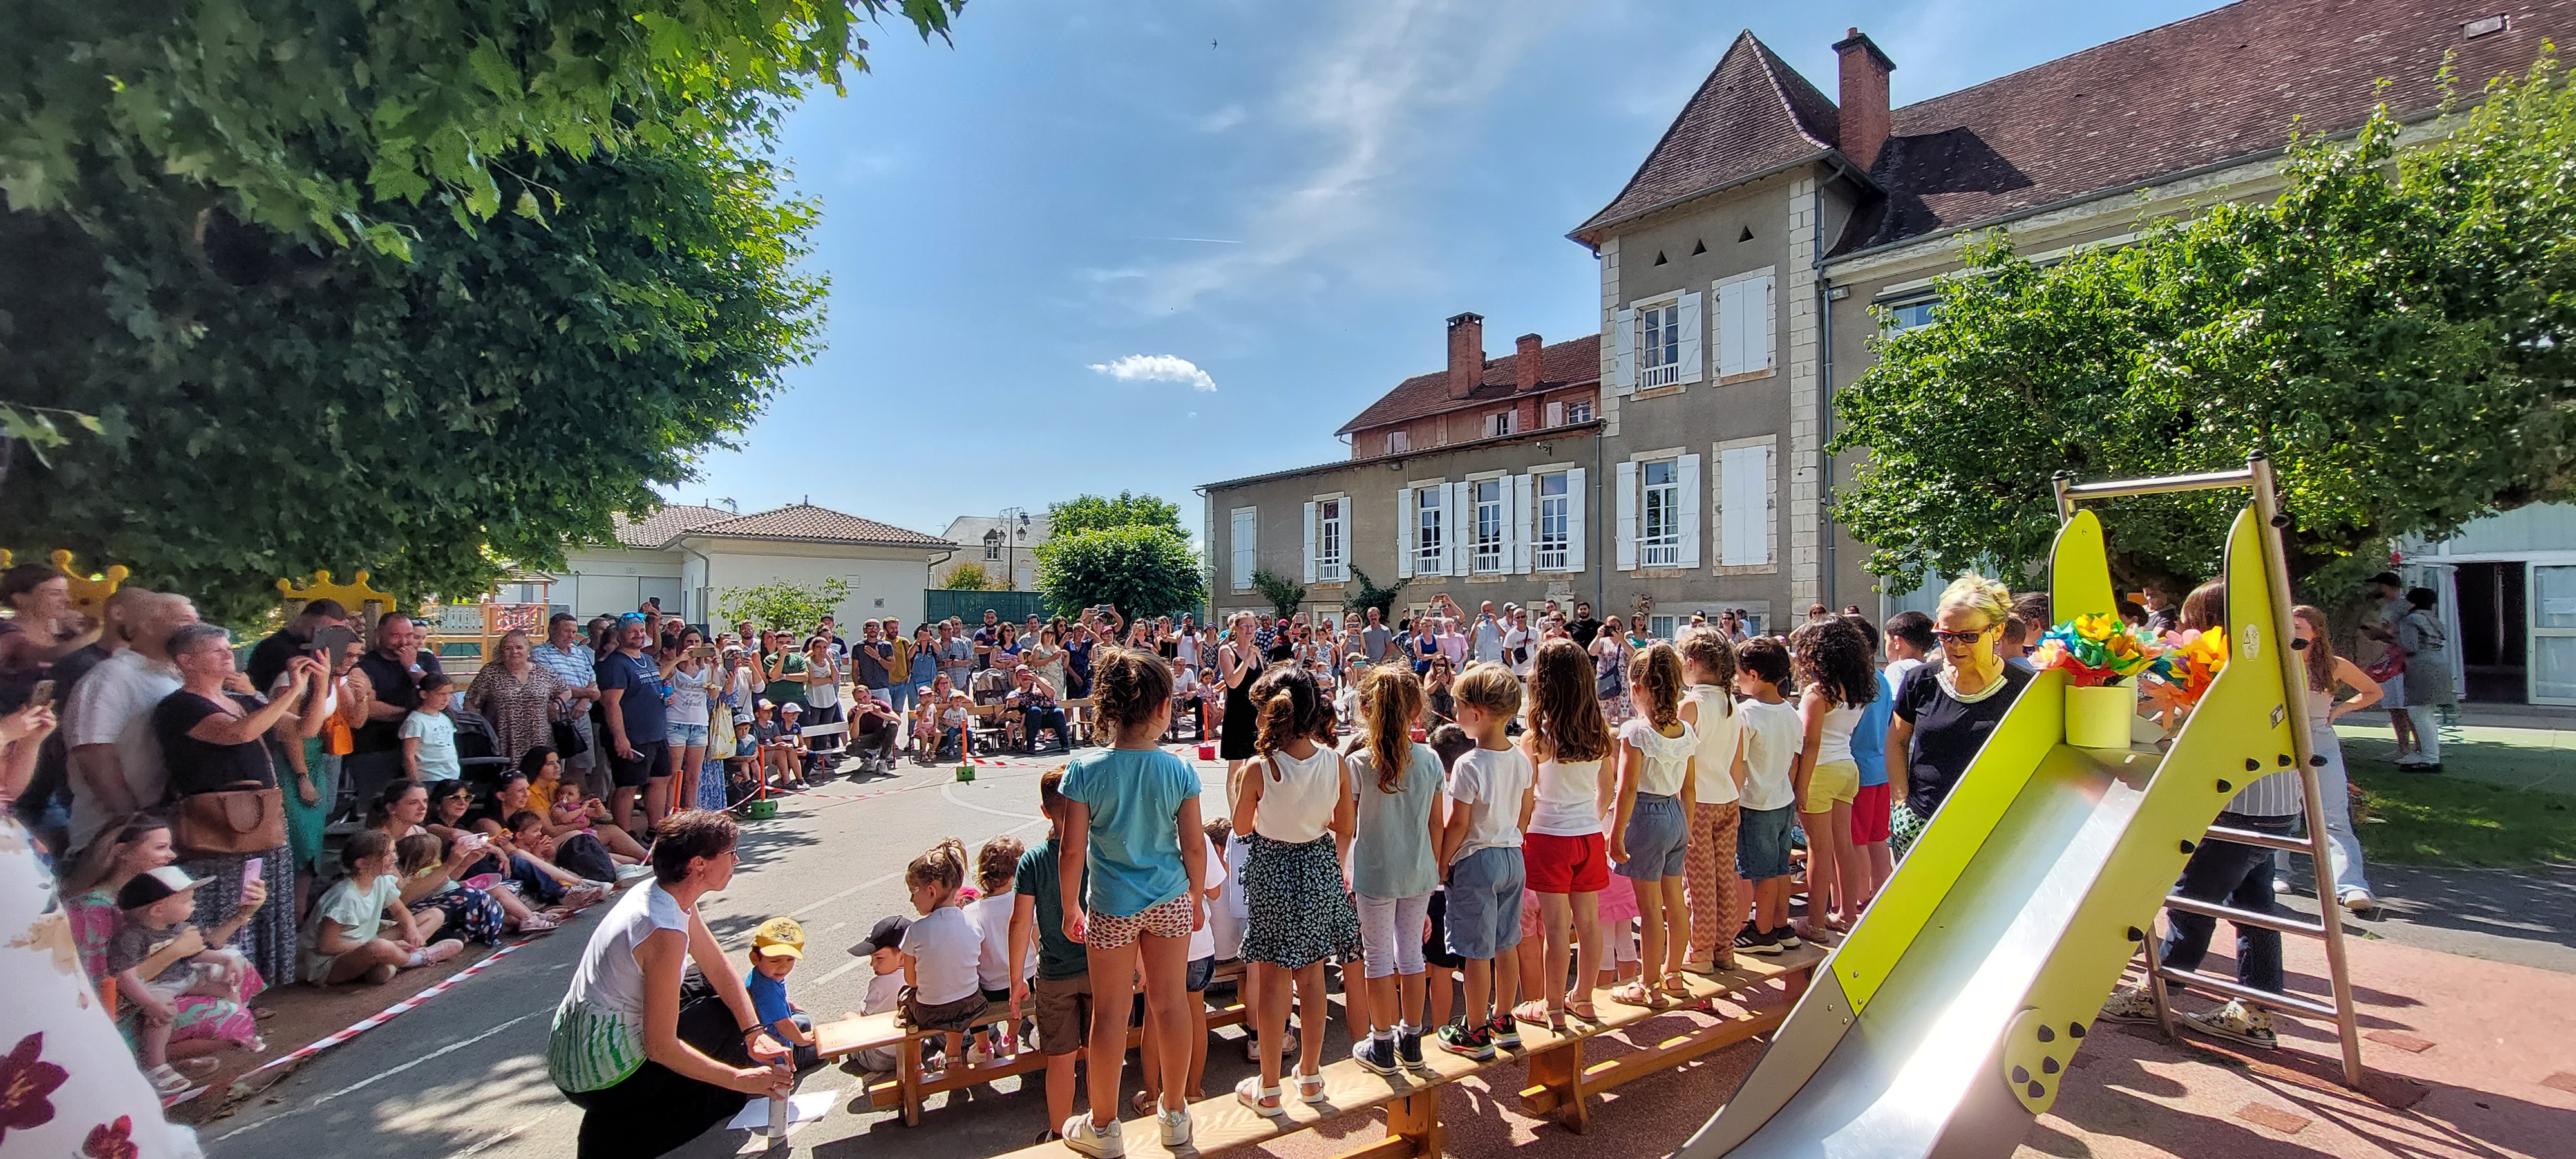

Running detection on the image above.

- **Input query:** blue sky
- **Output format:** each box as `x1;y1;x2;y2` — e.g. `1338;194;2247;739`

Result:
670;0;2231;543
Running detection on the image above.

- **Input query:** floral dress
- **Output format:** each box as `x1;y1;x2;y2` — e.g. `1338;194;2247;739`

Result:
68;888;264;1050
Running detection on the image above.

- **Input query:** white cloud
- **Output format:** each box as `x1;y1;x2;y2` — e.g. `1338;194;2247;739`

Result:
1089;354;1218;393
1197;104;1249;133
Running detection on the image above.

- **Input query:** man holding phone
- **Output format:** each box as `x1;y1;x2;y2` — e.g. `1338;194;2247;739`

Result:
247;598;350;693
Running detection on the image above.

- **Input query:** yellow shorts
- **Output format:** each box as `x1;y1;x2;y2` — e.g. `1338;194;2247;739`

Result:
1802;759;1860;815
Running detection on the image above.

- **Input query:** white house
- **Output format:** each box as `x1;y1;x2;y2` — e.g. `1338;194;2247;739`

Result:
938;513;1054;591
558;503;957;628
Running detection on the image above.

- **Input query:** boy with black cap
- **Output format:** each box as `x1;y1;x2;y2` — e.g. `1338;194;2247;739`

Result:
747;916;822;1070
110;865;264;1094
846;914;914;1072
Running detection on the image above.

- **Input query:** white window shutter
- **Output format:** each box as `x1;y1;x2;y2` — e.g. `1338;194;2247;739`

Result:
1716;282;1743;377
1565;466;1587;570
1615;461;1638;572
1759;273;1777;372
1545;400;1564;427
1511;473;1533;574
1395;487;1415;579
1675;290;1704;384
1231;508;1257;590
1613;307;1636;394
1677;453;1703;569
1719;446;1770;565
1301;501;1319;584
1761;442;1778;563
1445;482;1468;576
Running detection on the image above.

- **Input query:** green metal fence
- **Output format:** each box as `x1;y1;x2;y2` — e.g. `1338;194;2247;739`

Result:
922;589;1052;625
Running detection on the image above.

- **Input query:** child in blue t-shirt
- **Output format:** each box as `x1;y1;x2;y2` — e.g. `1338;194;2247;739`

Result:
1055;648;1208;1156
745;916;820;1069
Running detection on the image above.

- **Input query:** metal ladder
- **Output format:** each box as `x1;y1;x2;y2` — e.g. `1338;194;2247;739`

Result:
2052;453;2366;1089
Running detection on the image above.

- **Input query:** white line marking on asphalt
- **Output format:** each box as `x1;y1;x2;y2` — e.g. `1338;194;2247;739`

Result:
215;1006;550;1141
453;1105;564;1158
940;781;1041;820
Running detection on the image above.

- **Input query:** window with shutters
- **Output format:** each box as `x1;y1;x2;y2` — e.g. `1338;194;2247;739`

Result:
1564;397;1593;424
1486;410;1514;438
1716;438;1776;569
1648;614;1678;641
1639;299;1684;389
1640;458;1681;567
1535;472;1571;570
1472;478;1506;574
983;540;1001;560
1386;428;1410;455
1413;488;1446;576
1316;498;1346;583
1715;269;1776;379
1230;508;1257;590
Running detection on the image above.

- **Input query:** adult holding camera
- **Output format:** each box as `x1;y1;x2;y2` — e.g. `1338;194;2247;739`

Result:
659;627;720;819
156;623;311;984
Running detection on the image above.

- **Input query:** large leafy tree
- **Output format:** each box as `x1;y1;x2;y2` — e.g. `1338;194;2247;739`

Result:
0;1;961;623
1045;491;1186;538
1036;526;1203;619
1830;58;2576;601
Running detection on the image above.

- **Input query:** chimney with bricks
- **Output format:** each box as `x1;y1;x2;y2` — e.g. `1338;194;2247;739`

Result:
1833;28;1895;170
1515;333;1545;430
1446;312;1485;400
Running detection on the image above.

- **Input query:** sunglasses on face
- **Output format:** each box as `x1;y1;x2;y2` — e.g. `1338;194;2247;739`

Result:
1932;627;1993;646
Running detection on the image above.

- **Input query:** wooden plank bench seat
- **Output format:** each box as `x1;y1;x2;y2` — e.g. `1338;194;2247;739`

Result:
986;943;1824;1159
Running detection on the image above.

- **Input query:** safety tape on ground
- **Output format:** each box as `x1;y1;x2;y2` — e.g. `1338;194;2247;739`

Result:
231;938;529;1083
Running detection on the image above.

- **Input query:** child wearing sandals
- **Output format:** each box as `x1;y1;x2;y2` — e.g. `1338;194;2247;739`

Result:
1786;618;1879;939
1232;664;1361;1117
1675;628;1746;974
1607;643;1700;1006
1434;663;1535;1060
1057;647;1209;1156
1513;638;1617;1030
898;839;987;1075
1343;664;1445;1077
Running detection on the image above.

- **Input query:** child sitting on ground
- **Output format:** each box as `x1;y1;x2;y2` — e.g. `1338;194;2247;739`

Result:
1010;768;1092;1140
401;672;462;781
301;831;464;986
966;835;1028;1061
900;838;989;1073
1732;638;1805;955
547;782;645;867
846;915;914;1072
109;866;264;1095
746;916;822;1070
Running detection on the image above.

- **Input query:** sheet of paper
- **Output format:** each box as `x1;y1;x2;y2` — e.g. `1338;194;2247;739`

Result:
724;1090;835;1132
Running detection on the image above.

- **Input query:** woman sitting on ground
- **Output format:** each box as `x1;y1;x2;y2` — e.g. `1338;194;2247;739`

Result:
430;775;607;909
518;747;648;863
368;779;559;939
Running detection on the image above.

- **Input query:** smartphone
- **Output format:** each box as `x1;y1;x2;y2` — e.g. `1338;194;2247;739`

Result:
309;624;360;655
28;679;53;705
242;857;264;888
692;645;717;659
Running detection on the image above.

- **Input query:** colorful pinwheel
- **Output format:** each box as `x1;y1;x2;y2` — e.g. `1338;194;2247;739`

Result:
2031;613;2163;687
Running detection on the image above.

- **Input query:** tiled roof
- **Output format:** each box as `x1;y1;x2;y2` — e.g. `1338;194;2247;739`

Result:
1837;0;2570;252
1334;333;1602;437
681;504;954;549
1572;31;1842;240
610;504;732;549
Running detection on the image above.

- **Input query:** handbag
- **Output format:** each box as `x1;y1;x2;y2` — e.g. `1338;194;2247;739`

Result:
2361;650;2405;684
552;715;589;758
174;782;286;856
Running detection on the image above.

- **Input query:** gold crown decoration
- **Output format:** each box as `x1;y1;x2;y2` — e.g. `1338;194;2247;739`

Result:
274;569;399;611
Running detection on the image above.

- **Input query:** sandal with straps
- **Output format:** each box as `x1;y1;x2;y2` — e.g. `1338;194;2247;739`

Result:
1660;972;1696;999
1564;991;1602;1021
1511;999;1564;1030
1607;981;1662;1008
1235;1076;1286;1118
1295;1069;1328;1104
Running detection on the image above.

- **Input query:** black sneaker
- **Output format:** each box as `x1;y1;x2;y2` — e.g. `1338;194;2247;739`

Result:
1395;1028;1425;1072
1354;1035;1398;1076
1735;927;1785;956
1436;1021;1494;1060
1487;1014;1521;1050
1768;925;1803;950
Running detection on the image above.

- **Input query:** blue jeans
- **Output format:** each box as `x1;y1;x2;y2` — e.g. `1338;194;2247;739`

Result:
1021;706;1068;746
2162;812;2293;995
887;679;920;715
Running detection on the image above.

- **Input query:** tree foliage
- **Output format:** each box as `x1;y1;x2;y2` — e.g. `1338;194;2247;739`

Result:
1340;566;1407;619
1830;58;2576;599
718;576;851;631
1035;526;1203;619
1249;568;1307;623
939;561;1004;590
1045;491;1186;539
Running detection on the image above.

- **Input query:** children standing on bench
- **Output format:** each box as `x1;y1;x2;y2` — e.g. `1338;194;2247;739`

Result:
1434;662;1535;1060
1607;643;1698;1006
1057;647;1208;1156
1232;664;1360;1115
1140;820;1227;1113
1732;639;1804;955
1345;664;1444;1076
1676;628;1746;974
1787;618;1879;939
967;835;1027;1062
1009;769;1090;1143
1514;639;1616;1028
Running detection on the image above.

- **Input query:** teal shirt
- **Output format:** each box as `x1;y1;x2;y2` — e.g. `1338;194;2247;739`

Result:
1347;742;1444;900
1014;838;1091;981
1059;748;1202;918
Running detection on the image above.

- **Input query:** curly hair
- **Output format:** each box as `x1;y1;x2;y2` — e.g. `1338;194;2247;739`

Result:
1676;627;1736;690
976;834;1025;895
907;836;969;894
1451;661;1522;722
1789;618;1879;708
1627;641;1687;731
1528;639;1612;762
1089;645;1172;740
1359;663;1426;794
1251;662;1332;758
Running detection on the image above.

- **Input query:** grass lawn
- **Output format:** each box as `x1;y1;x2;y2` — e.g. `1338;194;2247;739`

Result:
2351;756;2576;867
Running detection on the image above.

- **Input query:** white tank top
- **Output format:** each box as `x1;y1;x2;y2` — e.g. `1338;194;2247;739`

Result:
1530;757;1604;837
2306;685;2333;724
1686;686;1741;805
1811;699;1861;766
1619;717;1699;797
1252;747;1343;844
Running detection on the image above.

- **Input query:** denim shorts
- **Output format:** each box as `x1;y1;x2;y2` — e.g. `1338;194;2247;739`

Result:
1615;792;1688;881
666;722;710;746
1738;804;1794;880
1443;845;1526;960
1186;954;1216;993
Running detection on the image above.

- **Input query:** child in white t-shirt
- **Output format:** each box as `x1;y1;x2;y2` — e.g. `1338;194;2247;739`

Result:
848;914;914;1072
1730;638;1804;955
401;672;462;781
1676;628;1746;972
1432;663;1535;1061
965;836;1028;1060
900;838;988;1070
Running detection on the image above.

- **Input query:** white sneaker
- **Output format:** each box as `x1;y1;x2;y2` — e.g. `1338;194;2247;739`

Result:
1061;1114;1124;1158
2097;985;2160;1024
615;863;655;882
2341;889;2377;914
1157;1106;1192;1148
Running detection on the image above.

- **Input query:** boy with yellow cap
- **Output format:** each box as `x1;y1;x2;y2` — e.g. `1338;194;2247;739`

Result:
748;916;822;1069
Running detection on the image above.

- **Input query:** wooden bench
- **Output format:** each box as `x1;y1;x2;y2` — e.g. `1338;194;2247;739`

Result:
985;945;1823;1158
813;959;1251;1126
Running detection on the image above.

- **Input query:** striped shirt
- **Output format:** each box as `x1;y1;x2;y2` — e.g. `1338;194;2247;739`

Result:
2225;764;2305;818
530;642;597;691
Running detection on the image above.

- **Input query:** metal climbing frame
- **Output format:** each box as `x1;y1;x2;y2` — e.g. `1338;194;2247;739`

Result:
2051;453;2366;1089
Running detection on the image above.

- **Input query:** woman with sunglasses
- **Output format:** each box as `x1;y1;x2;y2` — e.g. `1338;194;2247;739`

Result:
1882;575;2029;861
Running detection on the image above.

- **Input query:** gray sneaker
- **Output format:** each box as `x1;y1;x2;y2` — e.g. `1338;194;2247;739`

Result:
2097;985;2160;1024
2182;998;2278;1050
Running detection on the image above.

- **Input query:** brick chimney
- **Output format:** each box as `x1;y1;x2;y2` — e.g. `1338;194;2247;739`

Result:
1515;334;1544;393
1446;312;1485;399
1833;28;1895;170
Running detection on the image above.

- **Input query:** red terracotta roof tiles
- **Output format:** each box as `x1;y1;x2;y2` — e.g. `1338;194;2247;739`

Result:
1335;334;1600;437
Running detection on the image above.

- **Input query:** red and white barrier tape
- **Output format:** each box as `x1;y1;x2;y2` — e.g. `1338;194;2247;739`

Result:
234;934;533;1080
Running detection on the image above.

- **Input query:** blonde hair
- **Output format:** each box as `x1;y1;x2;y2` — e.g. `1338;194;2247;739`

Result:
1359;664;1426;794
907;836;968;894
1627;642;1687;731
1452;661;1522;722
1935;574;2014;630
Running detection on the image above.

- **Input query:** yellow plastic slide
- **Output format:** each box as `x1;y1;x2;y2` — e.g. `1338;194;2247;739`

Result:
1674;505;2300;1159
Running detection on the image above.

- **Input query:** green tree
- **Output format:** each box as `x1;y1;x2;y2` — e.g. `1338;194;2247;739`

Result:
940;561;1003;590
1248;568;1307;623
1829;59;2576;600
1341;566;1408;619
1035;526;1202;619
719;577;851;631
1045;491;1186;538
